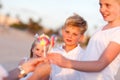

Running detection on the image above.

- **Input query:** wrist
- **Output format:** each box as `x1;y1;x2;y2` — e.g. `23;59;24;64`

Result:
18;66;27;78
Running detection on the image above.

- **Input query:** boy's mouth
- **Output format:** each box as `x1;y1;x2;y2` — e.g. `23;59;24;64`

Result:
66;39;72;42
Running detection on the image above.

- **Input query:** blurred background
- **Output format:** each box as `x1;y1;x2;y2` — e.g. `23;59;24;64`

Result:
0;0;106;35
0;0;119;80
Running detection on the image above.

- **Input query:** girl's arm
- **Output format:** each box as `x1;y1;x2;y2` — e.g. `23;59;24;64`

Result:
28;63;51;80
48;42;120;72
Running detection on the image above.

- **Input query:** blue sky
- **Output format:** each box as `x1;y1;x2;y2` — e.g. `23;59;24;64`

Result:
1;0;106;35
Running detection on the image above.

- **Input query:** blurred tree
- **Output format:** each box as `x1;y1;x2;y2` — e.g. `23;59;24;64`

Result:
5;13;10;26
28;18;43;34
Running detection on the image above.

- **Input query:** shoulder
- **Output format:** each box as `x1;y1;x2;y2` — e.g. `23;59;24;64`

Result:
110;27;120;44
77;45;85;52
19;57;29;65
51;45;63;51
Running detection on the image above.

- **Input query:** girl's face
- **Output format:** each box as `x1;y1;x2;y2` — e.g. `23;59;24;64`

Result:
62;26;81;47
32;43;45;58
99;0;120;22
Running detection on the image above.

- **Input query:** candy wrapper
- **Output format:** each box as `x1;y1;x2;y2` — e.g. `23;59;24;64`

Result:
34;33;57;57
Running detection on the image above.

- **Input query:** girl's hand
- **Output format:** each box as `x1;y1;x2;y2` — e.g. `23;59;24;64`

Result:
47;53;71;68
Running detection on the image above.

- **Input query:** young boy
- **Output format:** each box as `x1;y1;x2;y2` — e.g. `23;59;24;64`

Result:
49;13;87;80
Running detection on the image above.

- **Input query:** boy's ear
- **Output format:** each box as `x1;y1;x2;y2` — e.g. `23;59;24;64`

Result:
79;35;84;43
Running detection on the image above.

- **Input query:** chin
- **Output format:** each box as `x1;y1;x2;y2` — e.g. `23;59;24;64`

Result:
66;43;74;46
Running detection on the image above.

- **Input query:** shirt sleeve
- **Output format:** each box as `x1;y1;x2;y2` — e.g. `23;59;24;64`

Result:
111;30;120;44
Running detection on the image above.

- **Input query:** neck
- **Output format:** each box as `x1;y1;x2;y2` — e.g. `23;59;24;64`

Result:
63;44;77;52
103;20;120;30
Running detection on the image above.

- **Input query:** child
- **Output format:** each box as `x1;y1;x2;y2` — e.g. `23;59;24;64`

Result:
48;0;120;80
49;13;87;80
20;33;51;80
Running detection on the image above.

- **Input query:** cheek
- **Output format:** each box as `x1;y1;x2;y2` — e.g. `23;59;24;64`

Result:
32;48;39;54
73;37;80;42
39;49;45;54
62;32;66;37
32;49;35;53
115;10;120;18
62;33;67;40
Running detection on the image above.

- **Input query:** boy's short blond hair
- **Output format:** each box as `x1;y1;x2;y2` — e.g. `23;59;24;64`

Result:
64;13;87;35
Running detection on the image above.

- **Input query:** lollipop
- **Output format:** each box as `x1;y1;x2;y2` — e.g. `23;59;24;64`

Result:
35;34;50;46
34;33;57;57
35;34;50;57
48;34;57;52
50;35;56;47
39;34;50;46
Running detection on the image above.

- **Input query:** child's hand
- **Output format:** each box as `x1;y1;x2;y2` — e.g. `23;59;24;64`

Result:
47;53;71;68
20;58;46;74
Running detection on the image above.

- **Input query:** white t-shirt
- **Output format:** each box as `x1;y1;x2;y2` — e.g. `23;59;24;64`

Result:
50;44;84;80
81;27;120;80
0;65;8;80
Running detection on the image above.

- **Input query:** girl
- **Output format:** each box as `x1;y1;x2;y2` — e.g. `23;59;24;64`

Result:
20;34;50;80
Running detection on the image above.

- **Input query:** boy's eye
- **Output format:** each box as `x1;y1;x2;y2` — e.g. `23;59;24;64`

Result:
65;30;69;33
105;4;110;8
73;33;77;36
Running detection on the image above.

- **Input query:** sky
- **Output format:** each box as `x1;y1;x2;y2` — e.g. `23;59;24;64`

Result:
0;0;106;35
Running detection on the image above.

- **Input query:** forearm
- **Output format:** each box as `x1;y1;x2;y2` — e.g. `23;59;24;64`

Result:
28;63;51;80
69;59;107;72
48;53;107;72
7;68;20;80
28;74;49;80
7;66;28;80
28;74;40;80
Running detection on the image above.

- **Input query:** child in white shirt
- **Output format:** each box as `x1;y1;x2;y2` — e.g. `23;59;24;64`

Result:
50;13;87;80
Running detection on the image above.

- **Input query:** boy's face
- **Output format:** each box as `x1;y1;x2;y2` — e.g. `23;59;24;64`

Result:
62;26;82;46
32;43;47;58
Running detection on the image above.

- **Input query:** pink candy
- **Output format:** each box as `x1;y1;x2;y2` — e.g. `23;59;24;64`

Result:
50;35;56;47
35;33;57;57
38;36;50;46
35;34;57;47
